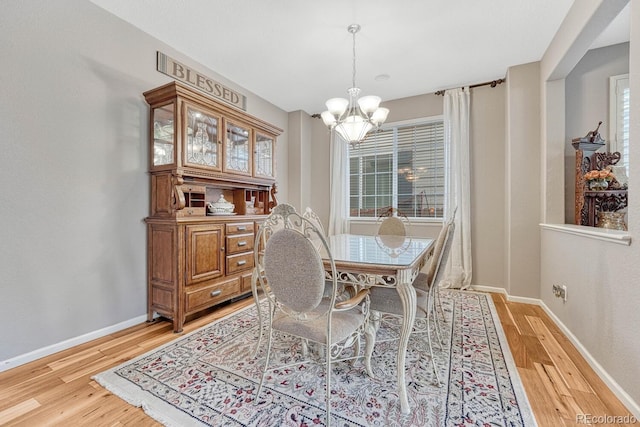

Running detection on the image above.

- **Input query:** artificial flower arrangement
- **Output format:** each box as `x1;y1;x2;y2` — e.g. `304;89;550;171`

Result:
584;168;615;182
584;167;617;190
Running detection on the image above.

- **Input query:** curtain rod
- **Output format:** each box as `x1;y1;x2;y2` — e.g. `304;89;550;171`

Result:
434;78;505;96
311;77;506;117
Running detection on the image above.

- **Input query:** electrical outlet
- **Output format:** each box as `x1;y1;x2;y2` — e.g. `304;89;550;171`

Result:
552;284;567;302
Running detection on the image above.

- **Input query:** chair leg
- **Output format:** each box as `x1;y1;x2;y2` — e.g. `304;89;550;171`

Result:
251;269;263;358
436;285;446;321
426;284;442;387
429;284;444;349
256;327;275;402
325;338;332;425
434;285;447;345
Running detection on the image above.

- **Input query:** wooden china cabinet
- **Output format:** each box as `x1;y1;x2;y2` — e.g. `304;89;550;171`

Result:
144;81;281;332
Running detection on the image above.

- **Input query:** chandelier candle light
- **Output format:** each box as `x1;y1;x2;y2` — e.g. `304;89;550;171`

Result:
321;24;389;145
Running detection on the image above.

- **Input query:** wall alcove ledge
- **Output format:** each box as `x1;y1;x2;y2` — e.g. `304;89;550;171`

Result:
540;223;631;246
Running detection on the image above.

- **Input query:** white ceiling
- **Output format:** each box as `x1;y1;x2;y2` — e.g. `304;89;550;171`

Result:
91;0;629;115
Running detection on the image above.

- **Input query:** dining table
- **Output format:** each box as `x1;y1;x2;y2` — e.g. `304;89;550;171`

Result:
251;232;434;415
322;233;434;414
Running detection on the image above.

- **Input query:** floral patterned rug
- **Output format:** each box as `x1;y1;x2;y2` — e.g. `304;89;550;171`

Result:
93;290;537;426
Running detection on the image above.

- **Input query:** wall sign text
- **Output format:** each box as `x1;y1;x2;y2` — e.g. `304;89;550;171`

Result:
157;52;246;110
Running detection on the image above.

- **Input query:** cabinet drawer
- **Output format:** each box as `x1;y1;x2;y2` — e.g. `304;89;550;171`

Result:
226;252;254;274
226;222;254;235
226;233;255;255
185;278;240;312
181;184;206;194
177;207;206;217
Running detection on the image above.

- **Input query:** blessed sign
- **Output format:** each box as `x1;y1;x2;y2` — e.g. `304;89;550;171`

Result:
157;52;246;110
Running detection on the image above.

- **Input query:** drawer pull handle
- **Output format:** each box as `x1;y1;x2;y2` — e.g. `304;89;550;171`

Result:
237;226;247;231
237;260;247;266
210;290;222;297
237;241;247;246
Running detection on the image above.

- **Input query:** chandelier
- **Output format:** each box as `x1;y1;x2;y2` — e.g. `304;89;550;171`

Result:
321;24;389;145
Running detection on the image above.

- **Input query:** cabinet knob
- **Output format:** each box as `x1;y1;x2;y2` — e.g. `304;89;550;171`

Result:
237;260;247;266
237;226;247;231
221;246;225;252
237;241;247;246
210;290;222;297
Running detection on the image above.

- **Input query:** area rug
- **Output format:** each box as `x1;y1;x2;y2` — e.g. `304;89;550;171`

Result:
93;290;537;426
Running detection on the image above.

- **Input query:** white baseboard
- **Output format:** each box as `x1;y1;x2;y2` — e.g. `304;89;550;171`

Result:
0;314;152;373
469;284;508;295
470;285;640;419
536;300;640;419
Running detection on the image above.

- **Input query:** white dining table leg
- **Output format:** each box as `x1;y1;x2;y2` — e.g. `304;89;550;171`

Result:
396;269;417;415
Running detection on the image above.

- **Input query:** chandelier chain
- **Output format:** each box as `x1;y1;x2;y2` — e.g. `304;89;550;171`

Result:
351;26;357;90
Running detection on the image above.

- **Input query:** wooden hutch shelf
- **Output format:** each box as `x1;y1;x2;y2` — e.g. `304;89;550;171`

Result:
144;81;282;332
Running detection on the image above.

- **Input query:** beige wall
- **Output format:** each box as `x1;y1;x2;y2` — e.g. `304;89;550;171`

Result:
470;84;507;289
540;0;639;411
505;62;542;298
0;0;289;363
285;111;310;209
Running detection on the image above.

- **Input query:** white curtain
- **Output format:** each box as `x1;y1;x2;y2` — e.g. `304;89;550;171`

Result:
328;133;350;235
443;87;472;289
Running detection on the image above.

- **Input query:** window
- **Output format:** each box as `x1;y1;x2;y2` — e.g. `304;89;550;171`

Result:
609;74;629;178
349;118;445;219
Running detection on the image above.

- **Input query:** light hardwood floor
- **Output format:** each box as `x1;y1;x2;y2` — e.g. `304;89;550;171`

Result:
0;293;635;426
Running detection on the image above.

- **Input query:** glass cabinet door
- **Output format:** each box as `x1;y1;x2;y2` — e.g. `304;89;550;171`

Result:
224;121;252;175
254;133;275;179
184;104;221;171
152;103;175;167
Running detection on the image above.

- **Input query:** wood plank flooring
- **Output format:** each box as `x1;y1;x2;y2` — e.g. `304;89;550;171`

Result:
489;292;636;427
0;293;635;426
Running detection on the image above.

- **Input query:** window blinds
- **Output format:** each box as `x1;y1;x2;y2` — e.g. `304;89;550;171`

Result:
349;120;445;218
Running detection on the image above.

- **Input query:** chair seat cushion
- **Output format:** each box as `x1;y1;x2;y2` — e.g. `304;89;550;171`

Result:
368;286;429;317
272;298;365;345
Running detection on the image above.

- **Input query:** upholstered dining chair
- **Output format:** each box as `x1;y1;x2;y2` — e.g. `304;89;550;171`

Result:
250;204;289;357
367;209;456;387
375;208;414;258
254;204;372;423
303;206;347;301
418;217;454;348
302;206;326;235
376;207;409;234
251;204;341;358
